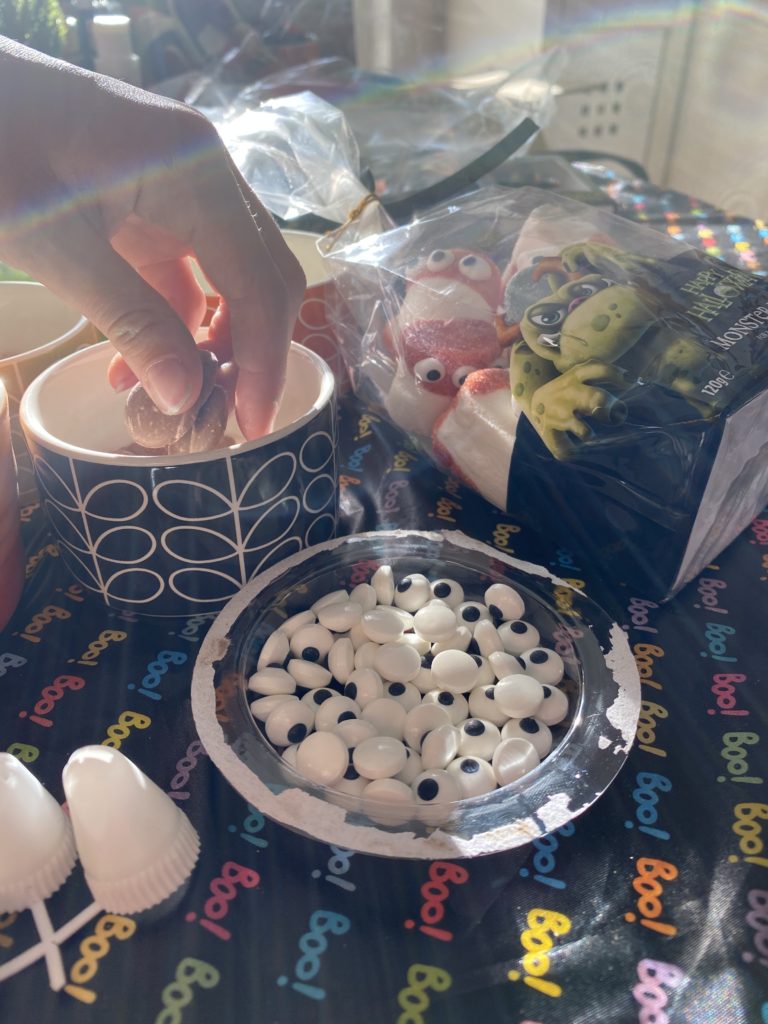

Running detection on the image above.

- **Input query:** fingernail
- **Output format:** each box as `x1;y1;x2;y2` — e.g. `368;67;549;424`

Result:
145;357;192;415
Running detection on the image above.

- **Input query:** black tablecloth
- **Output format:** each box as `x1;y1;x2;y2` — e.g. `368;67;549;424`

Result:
1;394;766;1024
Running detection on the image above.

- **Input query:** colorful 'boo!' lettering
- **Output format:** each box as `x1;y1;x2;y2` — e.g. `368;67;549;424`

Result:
508;908;572;998
277;909;351;1001
154;957;221;1024
729;803;768;867
404;860;469;941
396;963;452;1024
101;710;151;750
625;857;678;937
64;914;136;1004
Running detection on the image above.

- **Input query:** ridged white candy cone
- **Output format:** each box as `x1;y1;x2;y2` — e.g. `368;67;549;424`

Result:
0;754;77;913
62;746;200;914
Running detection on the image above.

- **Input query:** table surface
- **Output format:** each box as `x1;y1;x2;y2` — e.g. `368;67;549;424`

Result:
0;391;766;1024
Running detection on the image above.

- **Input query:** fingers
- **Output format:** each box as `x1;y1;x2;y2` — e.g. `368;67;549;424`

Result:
14;210;203;415
177;151;304;437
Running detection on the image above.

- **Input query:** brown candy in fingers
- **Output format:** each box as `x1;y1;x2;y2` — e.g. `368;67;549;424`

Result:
124;350;227;453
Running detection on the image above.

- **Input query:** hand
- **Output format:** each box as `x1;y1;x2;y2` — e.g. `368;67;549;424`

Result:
0;38;305;439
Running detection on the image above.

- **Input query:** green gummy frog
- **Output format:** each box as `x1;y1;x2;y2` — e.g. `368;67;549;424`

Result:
508;241;714;459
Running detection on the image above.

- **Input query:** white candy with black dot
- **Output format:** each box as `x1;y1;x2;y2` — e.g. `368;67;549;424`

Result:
301;687;336;710
343;668;383;708
501;717;553;758
383;680;422;711
492;737;540;786
420;724;460;770
393;573;432;612
455;601;491;627
287;659;332;690
290;623;334;662
498;620;540;655
361;697;407;739
256;629;290;670
281;743;299;769
296;731;348;786
467;684;509;728
328;637;355;684
447;755;497;798
248;666;295;696
412;769;461;805
520;647;564;685
371;565;395;605
265;699;315;747
373;642;422;682
317;600;363;633
353;735;408;780
314;694;361;732
457;718;501;760
430;578;464;608
484;583;525;622
249;692;296;722
430;649;479;693
403;702;451;750
494;674;545;718
536;684;569;726
413;602;457;642
361;606;404;644
421;689;468;725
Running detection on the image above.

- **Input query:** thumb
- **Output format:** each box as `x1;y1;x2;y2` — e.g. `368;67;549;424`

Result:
13;216;202;415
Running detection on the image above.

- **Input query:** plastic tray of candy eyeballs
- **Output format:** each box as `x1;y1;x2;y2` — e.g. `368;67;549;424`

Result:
191;530;640;859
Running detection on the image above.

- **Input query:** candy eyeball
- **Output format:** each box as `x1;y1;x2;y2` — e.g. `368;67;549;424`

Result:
343;668;383;708
412;769;461;805
520;647;565;685
430;578;464;608
484;583;525;622
414;357;446;385
426;249;455;272
498;620;541;655
301;687;336;709
414;602;457;643
451;365;477;390
467;685;508;728
352;735;408;780
371;565;395;606
494;674;545;719
314;695;361;733
456;601;491;626
373;642;422;683
492;737;540;786
457;718;501;760
447;755;497;798
458;253;493;282
422;689;469;725
256;629;290;670
295;731;349;786
420;723;460;770
250;693;296;723
536;684;569;726
264;699;315;747
247;666;295;696
287;659;332;690
384;681;422;712
290;623;334;662
393;573;432;612
501;717;553;758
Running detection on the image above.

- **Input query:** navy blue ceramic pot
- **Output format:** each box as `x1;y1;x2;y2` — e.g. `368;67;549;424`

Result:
20;341;337;616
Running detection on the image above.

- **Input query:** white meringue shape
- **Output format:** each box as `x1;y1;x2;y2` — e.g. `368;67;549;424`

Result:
62;746;200;915
0;754;77;913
